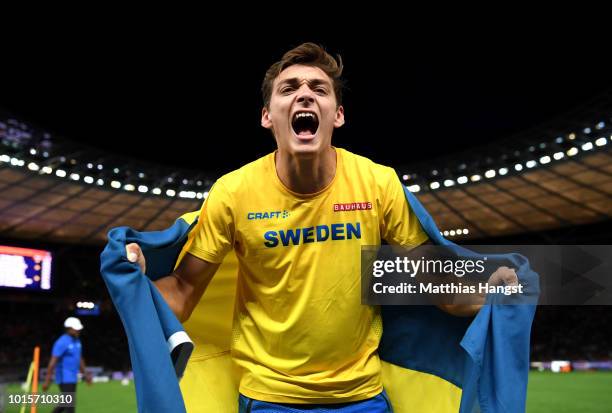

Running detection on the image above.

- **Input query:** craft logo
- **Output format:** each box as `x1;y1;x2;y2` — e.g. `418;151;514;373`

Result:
247;210;290;220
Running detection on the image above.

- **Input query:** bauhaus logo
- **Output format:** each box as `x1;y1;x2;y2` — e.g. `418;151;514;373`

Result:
333;202;372;212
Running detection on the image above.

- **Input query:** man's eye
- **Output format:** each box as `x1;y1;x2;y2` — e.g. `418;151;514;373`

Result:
281;87;294;94
315;88;328;95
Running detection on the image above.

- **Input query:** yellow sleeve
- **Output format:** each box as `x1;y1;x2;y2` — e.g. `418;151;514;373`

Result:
186;180;235;263
380;168;429;247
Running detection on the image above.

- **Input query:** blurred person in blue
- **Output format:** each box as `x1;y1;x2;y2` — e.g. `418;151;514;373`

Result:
42;316;92;413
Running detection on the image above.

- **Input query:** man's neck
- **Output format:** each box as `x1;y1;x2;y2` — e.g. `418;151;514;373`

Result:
275;147;337;194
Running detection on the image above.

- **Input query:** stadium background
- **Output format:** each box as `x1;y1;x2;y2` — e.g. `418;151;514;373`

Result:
1;24;611;412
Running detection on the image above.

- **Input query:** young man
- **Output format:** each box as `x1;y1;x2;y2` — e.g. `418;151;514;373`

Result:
42;317;92;413
126;43;516;412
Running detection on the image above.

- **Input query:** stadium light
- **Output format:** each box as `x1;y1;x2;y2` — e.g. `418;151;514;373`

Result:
450;230;456;236
498;168;508;176
581;142;593;151
111;180;121;189
76;301;95;309
138;185;148;193
457;176;468;184
595;137;607;147
568;133;576;140
96;179;104;186
470;174;481;182
0;154;9;163
408;184;420;193
27;162;39;171
97;164;103;170
583;127;591;134
114;168;120;174
485;169;496;179
430;181;440;190
138;172;145;178
464;228;469;235
444;179;455;187
553;152;564;160
152;188;162;195
539;156;551;165
124;184;135;191
30;148;37;155
70;173;80;181
56;169;67;178
567;147;578;157
443;230;449;236
84;176;94;184
179;191;197;199
166;189;176;197
526;160;537;168
87;163;93;169
41;166;53;174
203;191;209;199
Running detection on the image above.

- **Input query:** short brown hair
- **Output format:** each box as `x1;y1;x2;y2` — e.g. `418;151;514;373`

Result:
262;42;344;108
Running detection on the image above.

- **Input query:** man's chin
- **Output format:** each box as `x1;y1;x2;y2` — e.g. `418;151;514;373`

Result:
288;142;324;157
286;133;330;154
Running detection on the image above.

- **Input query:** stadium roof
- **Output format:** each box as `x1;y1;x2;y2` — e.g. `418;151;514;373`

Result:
0;138;609;245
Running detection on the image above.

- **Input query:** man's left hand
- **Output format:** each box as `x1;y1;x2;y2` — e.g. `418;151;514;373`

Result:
488;266;519;288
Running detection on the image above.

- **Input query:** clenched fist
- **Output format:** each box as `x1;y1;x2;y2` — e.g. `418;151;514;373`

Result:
126;243;146;273
488;266;519;287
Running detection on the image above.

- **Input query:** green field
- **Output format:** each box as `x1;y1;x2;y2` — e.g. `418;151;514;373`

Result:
526;371;612;413
4;371;612;412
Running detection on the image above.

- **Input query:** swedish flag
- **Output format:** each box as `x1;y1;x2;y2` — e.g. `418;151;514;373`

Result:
100;189;538;412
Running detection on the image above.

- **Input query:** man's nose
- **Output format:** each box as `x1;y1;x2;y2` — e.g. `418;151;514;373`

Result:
296;86;315;105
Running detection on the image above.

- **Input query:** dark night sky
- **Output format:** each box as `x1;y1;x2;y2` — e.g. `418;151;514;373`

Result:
2;22;611;176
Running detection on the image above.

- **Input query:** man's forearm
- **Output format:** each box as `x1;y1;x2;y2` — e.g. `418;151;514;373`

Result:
153;273;195;322
401;242;485;316
44;363;54;384
149;253;220;322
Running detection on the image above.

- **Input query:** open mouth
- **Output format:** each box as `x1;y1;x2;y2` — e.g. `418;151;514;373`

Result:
291;111;319;137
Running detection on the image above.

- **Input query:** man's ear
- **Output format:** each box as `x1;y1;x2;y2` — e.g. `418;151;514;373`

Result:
334;105;345;128
261;107;273;129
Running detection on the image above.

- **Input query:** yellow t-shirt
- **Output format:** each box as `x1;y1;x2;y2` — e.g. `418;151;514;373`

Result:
186;147;428;403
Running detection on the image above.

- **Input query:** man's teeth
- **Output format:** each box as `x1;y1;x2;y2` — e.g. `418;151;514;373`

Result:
295;113;315;120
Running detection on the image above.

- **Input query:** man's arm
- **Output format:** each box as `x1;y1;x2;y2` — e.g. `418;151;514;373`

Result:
408;240;519;317
80;357;93;385
126;243;220;322
42;356;58;391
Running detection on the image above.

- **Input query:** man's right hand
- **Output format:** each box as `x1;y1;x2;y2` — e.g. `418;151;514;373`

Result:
126;243;146;273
